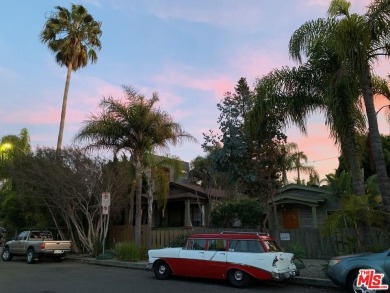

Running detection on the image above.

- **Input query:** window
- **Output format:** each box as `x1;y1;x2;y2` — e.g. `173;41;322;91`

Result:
187;239;206;250
229;240;264;253
263;240;281;252
17;231;28;241
208;239;226;251
191;206;203;227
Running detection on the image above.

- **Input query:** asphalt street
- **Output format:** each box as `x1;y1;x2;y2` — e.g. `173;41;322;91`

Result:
0;257;342;293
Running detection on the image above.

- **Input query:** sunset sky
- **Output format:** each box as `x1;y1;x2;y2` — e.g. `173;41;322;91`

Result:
1;0;389;182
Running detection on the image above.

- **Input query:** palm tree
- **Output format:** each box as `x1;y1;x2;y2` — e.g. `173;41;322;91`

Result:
40;4;102;156
322;172;386;252
74;85;196;245
253;59;365;193
289;0;390;230
290;150;318;185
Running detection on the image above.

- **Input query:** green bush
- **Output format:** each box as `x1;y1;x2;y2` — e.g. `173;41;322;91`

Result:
286;243;306;259
169;234;189;248
112;242;141;262
210;198;263;228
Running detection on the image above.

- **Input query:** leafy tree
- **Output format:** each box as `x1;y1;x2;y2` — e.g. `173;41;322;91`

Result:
202;77;254;194
189;152;230;192
0;129;41;233
74;85;195;245
210;198;263;228
289;0;390;231
9;147;131;255
203;78;286;229
40;4;102;155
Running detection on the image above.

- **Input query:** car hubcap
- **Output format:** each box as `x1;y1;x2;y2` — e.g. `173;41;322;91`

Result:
28;253;32;261
158;265;166;275
3;251;9;258
234;270;243;281
353;278;375;293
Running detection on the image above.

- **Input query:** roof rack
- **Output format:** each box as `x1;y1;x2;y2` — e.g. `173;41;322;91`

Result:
220;231;270;236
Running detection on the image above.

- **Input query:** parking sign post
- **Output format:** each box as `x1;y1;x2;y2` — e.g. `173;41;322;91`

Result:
101;192;111;255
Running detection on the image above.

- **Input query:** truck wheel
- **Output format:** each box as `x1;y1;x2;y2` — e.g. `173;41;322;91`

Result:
26;248;35;264
153;261;172;280
228;269;251;288
2;247;13;261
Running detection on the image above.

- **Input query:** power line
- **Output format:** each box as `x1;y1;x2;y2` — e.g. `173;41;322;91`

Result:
309;156;338;163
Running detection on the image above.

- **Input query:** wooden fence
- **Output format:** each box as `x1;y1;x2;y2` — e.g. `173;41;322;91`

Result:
108;225;390;259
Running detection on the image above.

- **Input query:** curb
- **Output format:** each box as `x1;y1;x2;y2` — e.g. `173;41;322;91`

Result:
287;276;338;288
69;257;148;270
67;257;339;289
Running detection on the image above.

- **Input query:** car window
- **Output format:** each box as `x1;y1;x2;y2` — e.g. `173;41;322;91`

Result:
187;239;206;250
229;240;264;253
263;240;281;252
208;239;226;251
17;231;28;241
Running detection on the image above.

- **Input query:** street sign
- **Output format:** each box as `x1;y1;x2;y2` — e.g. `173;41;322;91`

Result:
102;206;109;215
102;192;111;207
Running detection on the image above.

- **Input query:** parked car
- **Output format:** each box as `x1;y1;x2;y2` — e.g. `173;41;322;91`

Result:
327;250;390;292
147;231;299;288
1;229;72;264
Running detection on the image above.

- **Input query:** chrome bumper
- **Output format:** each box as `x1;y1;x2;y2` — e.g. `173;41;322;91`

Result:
272;269;299;280
146;263;153;270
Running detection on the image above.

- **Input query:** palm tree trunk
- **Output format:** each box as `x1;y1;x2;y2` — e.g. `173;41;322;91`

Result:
134;158;143;246
128;179;136;226
343;124;365;196
361;64;390;232
56;64;73;157
147;174;154;249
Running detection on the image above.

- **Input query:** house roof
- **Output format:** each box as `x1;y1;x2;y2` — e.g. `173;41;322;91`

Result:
168;182;229;200
270;184;329;207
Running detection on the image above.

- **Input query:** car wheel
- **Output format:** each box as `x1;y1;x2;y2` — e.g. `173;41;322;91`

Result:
228;269;251;288
1;247;13;261
153;261;172;280
347;270;371;293
26;248;35;264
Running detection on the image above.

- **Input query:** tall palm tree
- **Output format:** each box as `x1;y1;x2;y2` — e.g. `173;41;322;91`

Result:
74;85;196;245
289;0;390;230
253;57;366;194
40;4;102;156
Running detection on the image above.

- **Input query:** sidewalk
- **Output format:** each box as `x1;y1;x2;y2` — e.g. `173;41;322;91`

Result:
66;254;338;289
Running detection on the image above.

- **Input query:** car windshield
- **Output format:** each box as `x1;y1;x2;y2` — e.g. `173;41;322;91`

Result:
263;240;281;252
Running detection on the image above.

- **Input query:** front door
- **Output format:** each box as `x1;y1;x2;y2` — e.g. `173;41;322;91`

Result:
282;209;300;229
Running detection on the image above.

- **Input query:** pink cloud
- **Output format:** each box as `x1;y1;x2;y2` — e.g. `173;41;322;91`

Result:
286;118;339;181
153;69;234;101
231;47;293;82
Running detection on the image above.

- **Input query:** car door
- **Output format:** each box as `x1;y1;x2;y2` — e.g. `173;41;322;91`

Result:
177;239;206;277
11;231;28;254
202;239;227;279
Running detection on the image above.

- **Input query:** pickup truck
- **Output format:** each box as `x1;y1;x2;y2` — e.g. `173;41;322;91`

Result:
1;230;72;264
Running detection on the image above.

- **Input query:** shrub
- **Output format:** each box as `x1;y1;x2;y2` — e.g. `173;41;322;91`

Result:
169;234;189;248
210;198;263;228
286;243;306;259
112;242;141;262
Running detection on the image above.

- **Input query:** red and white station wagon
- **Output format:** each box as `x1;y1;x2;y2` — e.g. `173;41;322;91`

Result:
147;232;299;288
